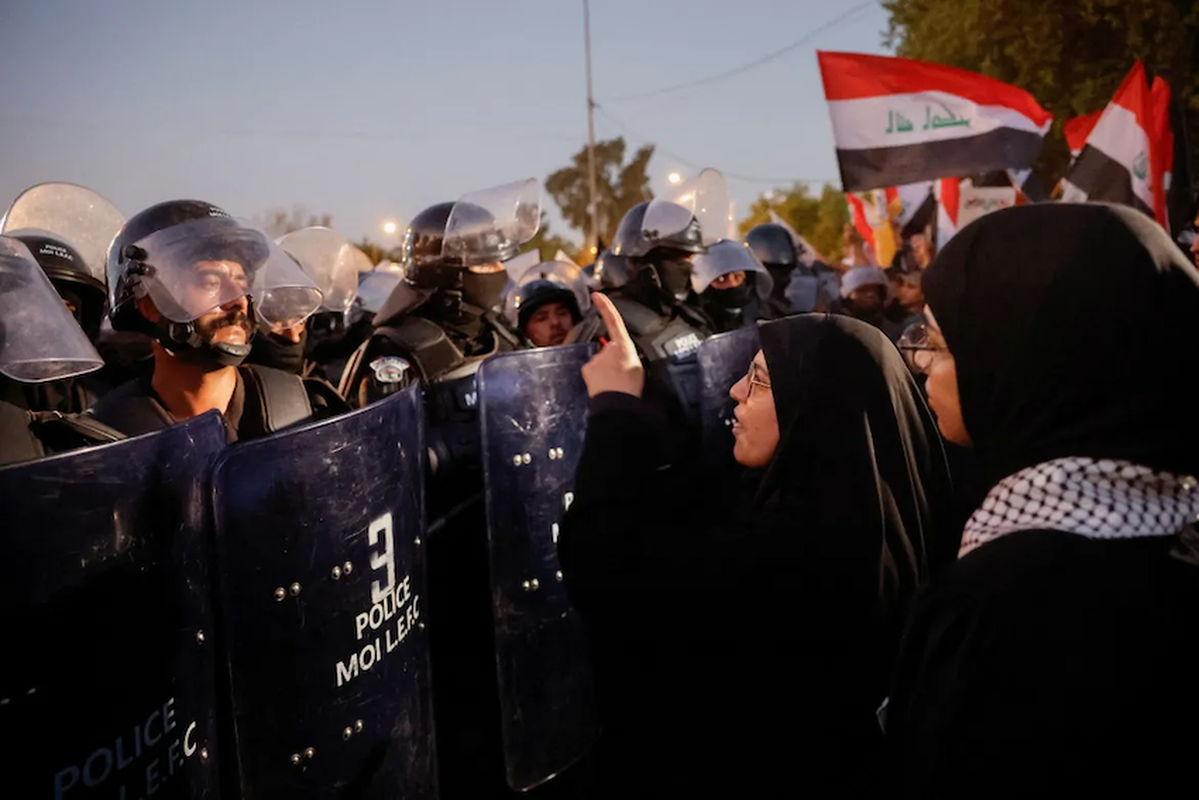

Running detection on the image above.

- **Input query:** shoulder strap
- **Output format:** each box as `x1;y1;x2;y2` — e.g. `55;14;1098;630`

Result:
0;401;43;466
239;364;314;435
87;380;175;437
338;337;372;399
32;411;127;444
376;317;466;382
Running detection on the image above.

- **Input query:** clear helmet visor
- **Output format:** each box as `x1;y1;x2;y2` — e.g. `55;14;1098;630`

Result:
0;236;104;382
442;179;542;266
276;226;367;313
1;183;124;286
356;270;404;315
503;260;592;328
690;239;773;296
129;217;322;328
650;168;733;243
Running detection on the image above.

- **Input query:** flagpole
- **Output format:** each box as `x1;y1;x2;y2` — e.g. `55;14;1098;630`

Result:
583;0;600;255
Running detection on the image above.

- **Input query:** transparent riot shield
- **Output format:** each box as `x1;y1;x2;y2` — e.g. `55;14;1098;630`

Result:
0;412;227;798
210;385;436;799
477;344;601;792
697;326;761;483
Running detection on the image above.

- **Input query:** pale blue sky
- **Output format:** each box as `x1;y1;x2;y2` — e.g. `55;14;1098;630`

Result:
0;0;892;247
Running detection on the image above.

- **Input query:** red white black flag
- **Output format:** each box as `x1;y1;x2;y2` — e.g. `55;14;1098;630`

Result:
818;51;1053;192
1061;62;1172;229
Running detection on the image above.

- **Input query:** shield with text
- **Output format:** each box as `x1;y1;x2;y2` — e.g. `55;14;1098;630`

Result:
697;326;761;484
210;385;436;799
477;344;601;792
0;412;227;799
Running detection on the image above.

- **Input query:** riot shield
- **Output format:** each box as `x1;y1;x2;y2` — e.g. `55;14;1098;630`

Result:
477;344;601;792
210;385;436;799
0;412;227;798
697;326;761;482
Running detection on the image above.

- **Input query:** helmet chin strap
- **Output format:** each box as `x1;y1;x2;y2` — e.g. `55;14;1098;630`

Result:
151;302;256;368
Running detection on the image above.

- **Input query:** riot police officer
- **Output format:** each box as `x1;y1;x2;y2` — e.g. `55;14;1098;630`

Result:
89;200;343;440
1;182;126;412
604;199;713;430
503;259;589;348
691;239;775;332
0;235;122;465
338;179;544;798
745;221;841;314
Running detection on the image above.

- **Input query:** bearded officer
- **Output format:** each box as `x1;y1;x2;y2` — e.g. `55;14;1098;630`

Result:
89;200;344;440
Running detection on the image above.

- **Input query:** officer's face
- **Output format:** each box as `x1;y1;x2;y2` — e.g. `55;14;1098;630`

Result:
524;302;574;348
849;286;885;312
270;320;307;343
710;271;746;290
729;349;780;468
191;260;253;347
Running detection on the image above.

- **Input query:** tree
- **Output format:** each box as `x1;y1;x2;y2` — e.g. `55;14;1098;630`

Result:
883;0;1199;198
546;137;655;247
355;238;399;266
520;212;583;265
738;183;850;263
254;205;334;238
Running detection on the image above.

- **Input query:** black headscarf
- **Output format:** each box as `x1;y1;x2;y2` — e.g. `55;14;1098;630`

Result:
752;314;956;608
922;203;1199;486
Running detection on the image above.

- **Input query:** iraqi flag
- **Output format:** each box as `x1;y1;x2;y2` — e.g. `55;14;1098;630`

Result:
1061;62;1168;225
818;51;1053;192
1064;110;1103;159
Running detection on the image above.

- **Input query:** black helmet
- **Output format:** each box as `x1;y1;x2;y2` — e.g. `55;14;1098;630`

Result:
107;200;268;367
612;201;706;260
515;281;582;331
403;200;521;271
594;248;630;289
8;231;106;340
744;223;800;268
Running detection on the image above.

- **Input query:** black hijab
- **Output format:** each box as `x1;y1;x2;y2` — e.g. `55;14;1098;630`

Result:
751;314;956;606
922;203;1199;486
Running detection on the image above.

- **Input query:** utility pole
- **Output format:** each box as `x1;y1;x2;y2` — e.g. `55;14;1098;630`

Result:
583;0;600;257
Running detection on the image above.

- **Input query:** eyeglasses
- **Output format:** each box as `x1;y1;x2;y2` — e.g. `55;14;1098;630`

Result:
743;359;772;395
897;322;949;375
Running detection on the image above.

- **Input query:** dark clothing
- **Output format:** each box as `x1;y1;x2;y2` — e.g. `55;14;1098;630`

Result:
559;315;952;796
889;204;1199;793
886;530;1199;796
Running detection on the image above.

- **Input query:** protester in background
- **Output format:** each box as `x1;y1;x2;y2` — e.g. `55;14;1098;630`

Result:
840;266;903;341
840;224;877;269
560;295;952;796
886;265;926;332
886;203;1199;795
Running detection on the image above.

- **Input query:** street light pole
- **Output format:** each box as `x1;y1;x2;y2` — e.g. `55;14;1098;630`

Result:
583;0;600;256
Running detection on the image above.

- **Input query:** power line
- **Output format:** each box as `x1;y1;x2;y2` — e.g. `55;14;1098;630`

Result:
602;1;876;104
595;105;838;186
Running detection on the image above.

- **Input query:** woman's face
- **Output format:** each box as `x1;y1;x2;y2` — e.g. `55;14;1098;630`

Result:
923;307;972;446
729;349;781;467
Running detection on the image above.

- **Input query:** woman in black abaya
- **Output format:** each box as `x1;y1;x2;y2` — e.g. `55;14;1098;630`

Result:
886;203;1199;795
558;298;953;796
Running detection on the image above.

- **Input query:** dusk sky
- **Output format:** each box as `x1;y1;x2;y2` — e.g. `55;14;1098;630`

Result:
0;0;892;248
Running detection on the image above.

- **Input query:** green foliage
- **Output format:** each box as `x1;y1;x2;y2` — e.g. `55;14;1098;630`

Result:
546;137;655;247
738;183;849;262
883;0;1199;190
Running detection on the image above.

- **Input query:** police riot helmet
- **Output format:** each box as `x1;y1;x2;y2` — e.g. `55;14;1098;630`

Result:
611;201;706;260
503;260;589;333
6;231;106;340
0;235;104;382
108;200;322;367
744;223;800;269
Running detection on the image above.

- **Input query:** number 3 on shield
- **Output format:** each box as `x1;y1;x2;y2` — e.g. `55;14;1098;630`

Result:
368;512;396;605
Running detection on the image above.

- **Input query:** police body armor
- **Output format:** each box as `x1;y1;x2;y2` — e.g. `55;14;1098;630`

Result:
610;297;704;426
0;412;227;798
210;384;436;799
477;344;601;792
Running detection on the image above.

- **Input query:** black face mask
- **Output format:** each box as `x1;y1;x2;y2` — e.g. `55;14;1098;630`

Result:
462;270;510;312
248;327;308;374
704;280;755;313
655;258;694;298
